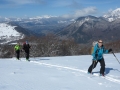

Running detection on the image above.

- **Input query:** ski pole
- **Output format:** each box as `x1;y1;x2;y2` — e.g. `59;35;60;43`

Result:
91;60;98;74
112;51;120;64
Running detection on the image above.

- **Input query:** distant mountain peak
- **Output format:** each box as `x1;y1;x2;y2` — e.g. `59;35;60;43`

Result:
103;8;120;22
76;15;98;21
114;8;120;12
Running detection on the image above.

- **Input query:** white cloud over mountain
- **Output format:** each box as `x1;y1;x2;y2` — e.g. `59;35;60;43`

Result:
74;7;97;17
62;7;97;19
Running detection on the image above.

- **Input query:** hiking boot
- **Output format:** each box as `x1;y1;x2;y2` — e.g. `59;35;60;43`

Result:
100;73;105;76
16;58;19;60
88;72;92;74
88;72;91;74
26;58;30;61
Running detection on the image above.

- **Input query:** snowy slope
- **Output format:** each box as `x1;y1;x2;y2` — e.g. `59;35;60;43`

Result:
103;8;120;22
0;23;24;44
0;54;120;90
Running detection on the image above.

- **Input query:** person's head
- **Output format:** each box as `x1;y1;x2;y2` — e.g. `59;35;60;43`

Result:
98;40;103;47
26;40;28;44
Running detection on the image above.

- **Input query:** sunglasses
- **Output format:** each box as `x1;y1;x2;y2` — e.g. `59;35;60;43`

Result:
98;42;103;43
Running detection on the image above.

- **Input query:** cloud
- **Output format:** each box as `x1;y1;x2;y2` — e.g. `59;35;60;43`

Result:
53;0;72;7
0;0;47;8
53;0;97;18
53;0;82;9
62;7;97;19
1;0;46;5
80;0;118;5
67;0;82;9
74;7;97;17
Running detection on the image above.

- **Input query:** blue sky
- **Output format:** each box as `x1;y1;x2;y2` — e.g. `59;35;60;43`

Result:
0;0;120;18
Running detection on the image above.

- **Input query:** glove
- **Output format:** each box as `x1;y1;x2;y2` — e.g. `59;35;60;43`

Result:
108;49;112;53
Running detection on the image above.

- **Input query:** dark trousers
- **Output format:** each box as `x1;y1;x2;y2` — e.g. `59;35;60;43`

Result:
16;50;20;59
88;58;105;74
25;50;29;60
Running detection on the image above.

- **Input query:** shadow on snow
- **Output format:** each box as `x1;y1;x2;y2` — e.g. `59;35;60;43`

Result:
92;68;120;75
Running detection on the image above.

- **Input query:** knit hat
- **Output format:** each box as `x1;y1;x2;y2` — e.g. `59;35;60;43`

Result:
23;42;26;45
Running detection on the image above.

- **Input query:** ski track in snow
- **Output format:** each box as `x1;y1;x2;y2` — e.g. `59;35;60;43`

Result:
30;60;120;84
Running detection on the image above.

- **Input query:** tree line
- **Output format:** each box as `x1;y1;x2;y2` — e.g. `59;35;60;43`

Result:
0;34;120;58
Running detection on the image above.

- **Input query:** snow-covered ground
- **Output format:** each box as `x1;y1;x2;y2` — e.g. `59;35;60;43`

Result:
0;53;120;90
0;23;24;44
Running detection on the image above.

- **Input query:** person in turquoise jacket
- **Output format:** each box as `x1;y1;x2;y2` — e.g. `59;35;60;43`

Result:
88;40;112;76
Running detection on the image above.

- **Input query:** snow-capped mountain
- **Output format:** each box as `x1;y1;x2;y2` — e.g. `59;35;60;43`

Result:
0;23;24;44
1;8;120;44
103;8;120;22
13;16;74;35
0;15;74;23
57;15;120;43
0;16;74;42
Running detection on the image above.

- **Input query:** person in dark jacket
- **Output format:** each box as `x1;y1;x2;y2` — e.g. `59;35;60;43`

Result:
88;40;112;76
23;41;30;61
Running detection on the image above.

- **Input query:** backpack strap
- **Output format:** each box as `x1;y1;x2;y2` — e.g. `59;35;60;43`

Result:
94;44;99;60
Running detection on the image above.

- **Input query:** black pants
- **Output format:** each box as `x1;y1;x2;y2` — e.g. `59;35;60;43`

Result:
16;50;20;60
25;50;29;60
88;58;105;74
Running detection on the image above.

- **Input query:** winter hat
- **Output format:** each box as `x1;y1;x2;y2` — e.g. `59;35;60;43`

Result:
23;42;26;44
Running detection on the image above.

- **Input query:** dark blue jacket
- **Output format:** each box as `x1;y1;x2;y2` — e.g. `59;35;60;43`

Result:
92;44;108;60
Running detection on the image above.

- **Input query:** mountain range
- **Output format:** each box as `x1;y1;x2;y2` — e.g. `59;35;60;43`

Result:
0;16;74;36
0;8;120;44
57;8;120;43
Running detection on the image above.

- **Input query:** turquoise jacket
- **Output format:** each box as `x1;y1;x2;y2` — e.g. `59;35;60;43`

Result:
92;44;108;60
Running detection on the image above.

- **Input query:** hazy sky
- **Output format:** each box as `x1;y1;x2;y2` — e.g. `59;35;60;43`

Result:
0;0;119;18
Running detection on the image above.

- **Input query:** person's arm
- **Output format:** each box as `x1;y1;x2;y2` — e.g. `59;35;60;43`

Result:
22;45;25;50
102;46;109;54
28;44;30;49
